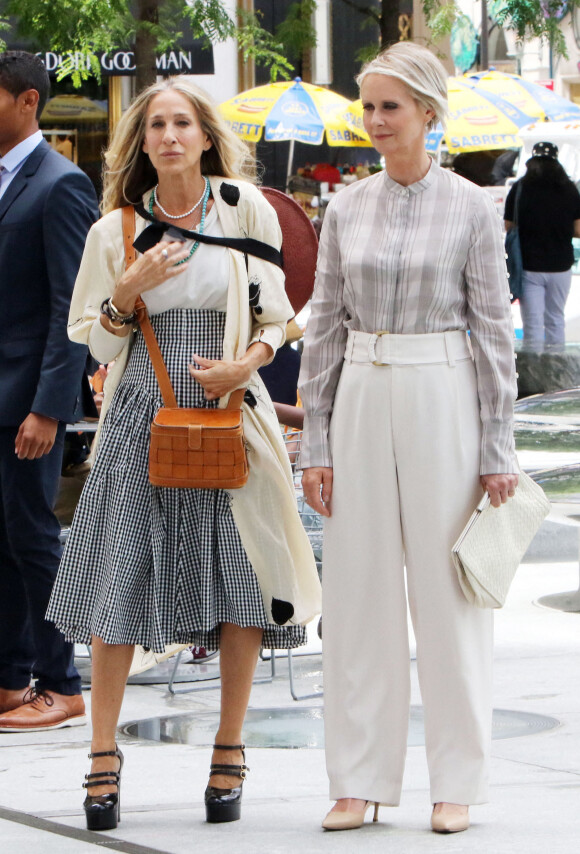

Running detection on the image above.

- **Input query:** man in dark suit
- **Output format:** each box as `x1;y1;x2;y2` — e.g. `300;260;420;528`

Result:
0;52;98;731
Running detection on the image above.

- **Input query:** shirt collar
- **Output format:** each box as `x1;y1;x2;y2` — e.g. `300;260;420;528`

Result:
383;155;438;196
0;130;43;174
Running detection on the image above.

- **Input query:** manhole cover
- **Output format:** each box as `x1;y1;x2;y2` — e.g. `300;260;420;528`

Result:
123;706;559;749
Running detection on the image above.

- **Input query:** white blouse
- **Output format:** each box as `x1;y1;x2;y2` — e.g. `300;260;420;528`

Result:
88;202;229;362
142;204;229;314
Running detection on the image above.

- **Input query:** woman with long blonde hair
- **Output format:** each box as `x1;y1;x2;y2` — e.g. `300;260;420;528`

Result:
47;77;320;832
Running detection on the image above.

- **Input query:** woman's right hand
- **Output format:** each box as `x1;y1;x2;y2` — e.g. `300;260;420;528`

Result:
113;239;191;310
302;466;333;517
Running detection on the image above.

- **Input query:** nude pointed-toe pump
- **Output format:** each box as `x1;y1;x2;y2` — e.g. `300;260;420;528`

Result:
431;803;470;833
322;800;380;831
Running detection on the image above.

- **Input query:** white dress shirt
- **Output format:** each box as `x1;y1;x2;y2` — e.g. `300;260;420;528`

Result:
298;159;518;474
0;130;43;199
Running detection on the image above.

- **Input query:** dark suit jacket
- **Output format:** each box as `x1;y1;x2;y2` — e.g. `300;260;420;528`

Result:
0;139;98;426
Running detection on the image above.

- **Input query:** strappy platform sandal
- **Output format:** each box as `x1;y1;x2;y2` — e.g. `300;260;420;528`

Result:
204;743;249;823
82;746;124;831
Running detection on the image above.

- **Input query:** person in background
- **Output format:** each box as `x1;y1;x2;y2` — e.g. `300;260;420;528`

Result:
0;51;98;733
505;141;580;351
55;135;74;161
490;149;517;186
299;42;518;835
451;150;496;186
259;318;303;406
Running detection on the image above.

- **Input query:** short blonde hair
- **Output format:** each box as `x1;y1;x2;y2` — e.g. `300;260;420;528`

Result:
101;77;254;214
357;42;447;133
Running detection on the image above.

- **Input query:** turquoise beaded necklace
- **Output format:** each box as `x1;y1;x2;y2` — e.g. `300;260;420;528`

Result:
149;176;211;266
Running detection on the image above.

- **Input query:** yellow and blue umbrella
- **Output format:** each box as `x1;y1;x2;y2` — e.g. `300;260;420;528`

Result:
442;78;535;153
341;79;535;154
220;78;371;180
464;70;580;123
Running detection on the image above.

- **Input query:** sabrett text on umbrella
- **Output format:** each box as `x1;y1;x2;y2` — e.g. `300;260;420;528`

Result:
225;121;262;140
450;134;519;148
328;129;367;143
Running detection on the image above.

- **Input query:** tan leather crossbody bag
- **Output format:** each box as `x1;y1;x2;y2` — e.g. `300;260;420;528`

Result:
122;206;249;490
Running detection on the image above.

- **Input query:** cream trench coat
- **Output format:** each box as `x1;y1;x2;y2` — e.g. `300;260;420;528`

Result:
67;177;321;627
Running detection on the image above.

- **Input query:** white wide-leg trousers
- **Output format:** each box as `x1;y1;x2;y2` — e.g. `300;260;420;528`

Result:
322;330;493;807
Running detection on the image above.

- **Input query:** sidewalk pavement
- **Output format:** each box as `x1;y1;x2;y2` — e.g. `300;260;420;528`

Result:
0;556;578;854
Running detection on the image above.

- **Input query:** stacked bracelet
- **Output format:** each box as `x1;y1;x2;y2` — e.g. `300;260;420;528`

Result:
100;297;136;328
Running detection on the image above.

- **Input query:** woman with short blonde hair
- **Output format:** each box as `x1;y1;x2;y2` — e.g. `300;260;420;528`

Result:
356;42;448;132
300;41;517;835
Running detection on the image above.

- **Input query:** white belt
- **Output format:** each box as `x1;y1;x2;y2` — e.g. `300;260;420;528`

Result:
344;329;473;367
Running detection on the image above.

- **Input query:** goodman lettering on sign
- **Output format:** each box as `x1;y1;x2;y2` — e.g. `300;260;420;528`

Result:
37;44;214;77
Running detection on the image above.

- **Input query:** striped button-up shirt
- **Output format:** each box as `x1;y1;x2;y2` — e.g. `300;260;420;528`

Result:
298;159;517;474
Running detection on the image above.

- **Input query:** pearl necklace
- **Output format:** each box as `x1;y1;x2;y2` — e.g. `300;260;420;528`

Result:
149;176;211;266
152;177;208;220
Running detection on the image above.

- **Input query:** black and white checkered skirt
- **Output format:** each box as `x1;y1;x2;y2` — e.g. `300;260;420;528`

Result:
47;308;306;652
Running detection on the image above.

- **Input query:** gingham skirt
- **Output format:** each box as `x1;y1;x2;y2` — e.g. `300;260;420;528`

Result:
47;309;306;652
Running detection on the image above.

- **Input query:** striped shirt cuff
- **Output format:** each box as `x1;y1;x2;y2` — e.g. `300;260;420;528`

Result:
298;413;332;469
480;419;518;474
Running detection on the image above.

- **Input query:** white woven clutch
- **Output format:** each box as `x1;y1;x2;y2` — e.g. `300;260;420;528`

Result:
451;471;551;608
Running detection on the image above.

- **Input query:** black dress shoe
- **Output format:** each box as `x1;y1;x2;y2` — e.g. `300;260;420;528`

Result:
204;743;249;823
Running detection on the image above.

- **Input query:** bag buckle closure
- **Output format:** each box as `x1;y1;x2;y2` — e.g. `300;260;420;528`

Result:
188;424;202;450
369;330;390;366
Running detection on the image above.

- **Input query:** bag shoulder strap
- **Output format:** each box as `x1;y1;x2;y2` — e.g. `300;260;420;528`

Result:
133;202;283;268
122;205;177;408
121;206;244;411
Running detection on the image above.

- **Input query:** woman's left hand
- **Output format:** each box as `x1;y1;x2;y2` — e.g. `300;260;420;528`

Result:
188;355;251;400
189;342;273;401
480;473;519;508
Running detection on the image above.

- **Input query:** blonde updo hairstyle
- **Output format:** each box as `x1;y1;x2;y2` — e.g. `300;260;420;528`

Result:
101;77;254;214
356;42;447;133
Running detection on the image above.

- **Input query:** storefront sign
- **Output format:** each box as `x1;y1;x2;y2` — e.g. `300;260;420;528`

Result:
36;44;214;77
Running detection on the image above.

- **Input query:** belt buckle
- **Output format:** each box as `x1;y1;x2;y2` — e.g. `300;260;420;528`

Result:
371;330;390;366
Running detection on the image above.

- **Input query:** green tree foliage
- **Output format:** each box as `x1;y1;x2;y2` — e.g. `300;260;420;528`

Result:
274;0;318;61
339;0;401;47
495;0;576;59
3;1;578;86
341;0;579;60
424;0;579;59
0;0;316;87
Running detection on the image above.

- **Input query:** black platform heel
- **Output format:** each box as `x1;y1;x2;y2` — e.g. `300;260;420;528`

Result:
204;743;249;823
82;746;124;831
